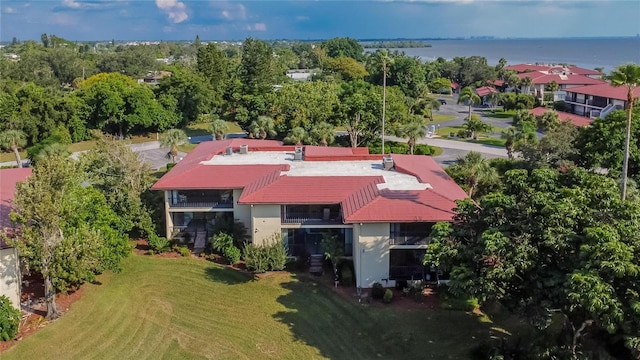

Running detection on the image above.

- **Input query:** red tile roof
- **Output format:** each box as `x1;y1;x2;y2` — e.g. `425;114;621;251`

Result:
343;189;458;223
451;82;459;89
238;176;384;204
391;155;468;201
529;107;592;127
151;165;289;190
565;83;640;101
517;72;604;86
475;86;498;97
507;64;602;76
151;139;286;190
1;168;32;248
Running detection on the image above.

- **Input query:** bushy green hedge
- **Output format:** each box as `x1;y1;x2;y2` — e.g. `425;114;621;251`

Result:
243;234;287;273
211;232;241;265
0;295;21;341
369;141;434;155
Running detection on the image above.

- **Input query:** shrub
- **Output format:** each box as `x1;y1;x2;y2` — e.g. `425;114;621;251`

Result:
371;282;385;299
210;218;250;247
383;289;393;304
414;144;433;155
243;233;287;273
211;232;234;253
0;295;21;341
175;246;191;257
223;245;241;265
148;235;171;253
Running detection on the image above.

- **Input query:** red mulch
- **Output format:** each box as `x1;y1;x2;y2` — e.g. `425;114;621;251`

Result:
0;274;85;353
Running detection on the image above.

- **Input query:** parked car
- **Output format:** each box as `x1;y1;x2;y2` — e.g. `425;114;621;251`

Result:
437;99;447;105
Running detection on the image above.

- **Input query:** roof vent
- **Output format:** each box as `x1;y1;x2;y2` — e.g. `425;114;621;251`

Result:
239;144;248;154
225;146;233;156
383;156;394;171
293;146;303;161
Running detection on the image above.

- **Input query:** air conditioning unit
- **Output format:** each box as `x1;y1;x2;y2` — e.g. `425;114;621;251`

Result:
294;146;303;161
383;156;394;171
239;144;248;154
225;146;233;156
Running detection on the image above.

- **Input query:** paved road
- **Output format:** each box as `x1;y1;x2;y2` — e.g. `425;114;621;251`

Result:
1;141;183;170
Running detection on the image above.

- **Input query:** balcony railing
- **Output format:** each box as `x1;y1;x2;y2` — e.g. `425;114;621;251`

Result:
390;235;430;246
169;199;233;209
281;213;343;225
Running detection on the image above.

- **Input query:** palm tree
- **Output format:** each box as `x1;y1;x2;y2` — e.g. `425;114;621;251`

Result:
455;151;497;198
160;129;188;163
284;127;307;145
0;129;27;168
610;63;640;200
464;115;492;139
210;119;228;140
400;117;427;155
310;122;335;146
520;76;533;95
501;127;517;159
457;86;481;122
250;116;277;140
538;110;559;131
372;49;394;154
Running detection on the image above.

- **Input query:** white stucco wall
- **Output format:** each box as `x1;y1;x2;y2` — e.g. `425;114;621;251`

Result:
0;247;21;309
233;189;251;231
250;205;282;245
164;191;173;238
353;223;392;288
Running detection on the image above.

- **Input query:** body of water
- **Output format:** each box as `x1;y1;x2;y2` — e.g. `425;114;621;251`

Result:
388;38;640;72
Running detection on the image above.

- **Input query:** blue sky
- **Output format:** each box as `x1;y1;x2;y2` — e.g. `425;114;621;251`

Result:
1;1;639;41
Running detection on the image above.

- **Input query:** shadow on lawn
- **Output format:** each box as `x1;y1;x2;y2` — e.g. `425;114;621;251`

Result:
272;277;521;359
204;266;255;285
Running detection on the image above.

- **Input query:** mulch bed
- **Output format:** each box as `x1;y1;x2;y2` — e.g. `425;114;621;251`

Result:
0;274;85;353
297;271;441;310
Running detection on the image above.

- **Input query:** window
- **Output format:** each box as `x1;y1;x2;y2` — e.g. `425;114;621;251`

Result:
389;223;433;245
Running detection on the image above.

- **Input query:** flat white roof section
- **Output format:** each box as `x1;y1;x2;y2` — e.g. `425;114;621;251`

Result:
202;151;431;191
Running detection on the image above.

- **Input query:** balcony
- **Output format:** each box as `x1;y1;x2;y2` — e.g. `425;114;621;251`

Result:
390;235;430;246
168;190;234;209
281;205;342;225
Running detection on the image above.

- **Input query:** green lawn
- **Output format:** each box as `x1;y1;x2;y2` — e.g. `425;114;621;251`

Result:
482;109;517;119
437;126;506;147
429;114;456;123
184;121;243;137
3;255;522;359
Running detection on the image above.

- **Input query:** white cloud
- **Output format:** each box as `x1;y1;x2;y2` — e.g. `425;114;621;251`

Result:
214;2;246;21
252;22;266;31
156;0;188;24
62;0;82;9
3;6;17;13
295;15;309;21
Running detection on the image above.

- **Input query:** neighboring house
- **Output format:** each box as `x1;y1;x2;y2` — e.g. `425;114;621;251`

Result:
0;168;31;309
507;64;605;102
450;82;459;94
475;86;498;105
529;107;592;127
563;83;640;119
138;71;172;85
152;140;467;288
286;69;316;81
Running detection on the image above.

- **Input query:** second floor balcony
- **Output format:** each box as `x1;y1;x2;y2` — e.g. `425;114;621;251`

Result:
168;190;234;209
281;204;342;225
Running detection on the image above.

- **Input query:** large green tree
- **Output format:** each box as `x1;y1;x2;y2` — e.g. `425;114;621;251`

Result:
10;155;129;319
80;73;179;138
320;37;364;61
609;63;640;200
425;167;640;357
80;139;158;239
